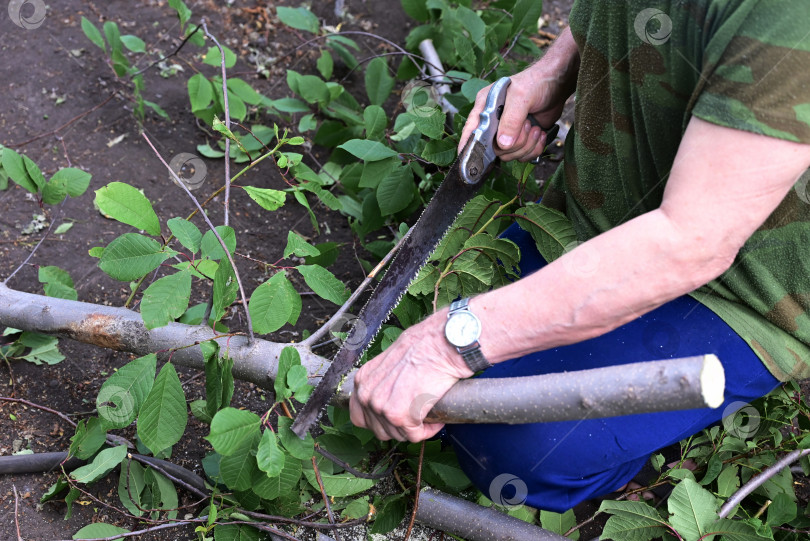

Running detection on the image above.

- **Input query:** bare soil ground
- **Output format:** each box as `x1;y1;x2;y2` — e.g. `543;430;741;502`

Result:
0;1;592;540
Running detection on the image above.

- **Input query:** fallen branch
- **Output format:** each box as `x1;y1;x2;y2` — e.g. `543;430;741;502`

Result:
0;284;725;424
415;487;566;541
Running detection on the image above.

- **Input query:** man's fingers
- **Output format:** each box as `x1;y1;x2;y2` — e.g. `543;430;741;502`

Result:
496;87;533;150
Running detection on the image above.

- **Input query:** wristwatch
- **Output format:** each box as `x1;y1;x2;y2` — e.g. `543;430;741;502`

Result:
444;298;492;372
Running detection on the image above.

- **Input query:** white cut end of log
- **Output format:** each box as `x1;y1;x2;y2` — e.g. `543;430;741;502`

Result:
700;354;725;409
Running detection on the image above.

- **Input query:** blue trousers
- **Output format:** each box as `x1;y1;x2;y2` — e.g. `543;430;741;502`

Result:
445;223;780;513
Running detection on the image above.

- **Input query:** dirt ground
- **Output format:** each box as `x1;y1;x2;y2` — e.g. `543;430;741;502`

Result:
0;1;588;540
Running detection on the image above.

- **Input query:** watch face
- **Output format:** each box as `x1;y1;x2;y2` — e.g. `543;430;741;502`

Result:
445;311;481;348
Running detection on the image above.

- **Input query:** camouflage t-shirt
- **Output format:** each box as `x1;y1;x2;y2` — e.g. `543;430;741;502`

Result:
542;0;810;380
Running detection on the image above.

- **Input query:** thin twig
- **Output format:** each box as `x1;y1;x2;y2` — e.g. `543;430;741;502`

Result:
200;20;232;227
13;485;22;541
52;519;199;541
131;24;201;77
312;456;341;541
302;230;412;347
315;444;399;480
402;441;425;541
3;203;62;285
718;448;810;519
11;93;116;148
0;396;78;428
140;132;255;343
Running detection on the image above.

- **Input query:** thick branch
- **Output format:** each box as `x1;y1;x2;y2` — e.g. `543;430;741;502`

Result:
0;284;725;424
416;488;567;541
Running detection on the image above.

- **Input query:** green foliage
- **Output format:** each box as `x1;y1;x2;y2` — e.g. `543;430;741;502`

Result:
1;148;91;203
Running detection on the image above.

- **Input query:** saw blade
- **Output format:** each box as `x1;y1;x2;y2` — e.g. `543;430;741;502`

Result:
291;152;487;437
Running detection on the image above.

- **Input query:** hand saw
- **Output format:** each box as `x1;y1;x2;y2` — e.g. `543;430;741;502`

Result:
291;76;556;438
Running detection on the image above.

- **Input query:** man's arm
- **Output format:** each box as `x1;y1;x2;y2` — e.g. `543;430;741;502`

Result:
349;117;810;442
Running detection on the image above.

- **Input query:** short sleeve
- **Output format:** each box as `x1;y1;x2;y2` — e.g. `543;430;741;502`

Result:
692;0;810;143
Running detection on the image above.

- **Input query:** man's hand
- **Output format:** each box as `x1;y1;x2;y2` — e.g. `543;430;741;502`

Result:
458;26;580;162
349;311;473;442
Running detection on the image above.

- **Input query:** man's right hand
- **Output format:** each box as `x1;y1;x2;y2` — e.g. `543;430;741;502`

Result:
458;27;580;162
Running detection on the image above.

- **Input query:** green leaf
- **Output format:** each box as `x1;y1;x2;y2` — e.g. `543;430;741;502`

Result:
370;494;407;534
103;21;122;55
276;6;320;33
296;264;349;305
400;0;429;21
95;182;161;235
38;265;77;300
121;34;146;53
42;175;68;205
19;332;64;365
376;164;414;215
540;509;577;536
284;231;320;258
455;6;486;48
767;492;796;528
256;429;285;477
226;78;264;105
306;242;339;267
248;271;302;335
274;346;300;402
278;416;314;460
365;56;395;106
145;467;178;519
343;496;370;519
212;257;238;323
70;445;127;484
197;143;226;158
514;203;578;263
364;105;388;141
137;363;188;455
409;109;446;139
167;217;202;254
80;16;106;52
140;270;192;329
215;524;263;541
51;168;91;198
97;354;156;430
206;408;261;456
252;451;301;500
168;0;191;28
118;459;147;516
511;0;545;35
304;469;376;498
243;186;286;211
338;139;399;161
99;233;169;281
200;225;236;260
188;72;214;112
716;464;740;499
709;518;774;540
667;478;719;541
219;433;260;490
54;222;73;235
599;500;671;541
203;45;237;68
317;49;334;79
202;342;234;418
73;523;130;540
421;137;457;166
69;417;107;460
2;148;37;193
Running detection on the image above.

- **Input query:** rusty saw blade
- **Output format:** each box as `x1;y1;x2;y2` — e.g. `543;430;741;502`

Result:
291;77;517;438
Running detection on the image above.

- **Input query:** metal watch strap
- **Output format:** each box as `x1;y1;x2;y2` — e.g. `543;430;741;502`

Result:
448;298;492;372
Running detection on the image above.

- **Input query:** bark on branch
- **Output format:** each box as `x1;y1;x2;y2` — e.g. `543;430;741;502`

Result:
0;284;725;424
